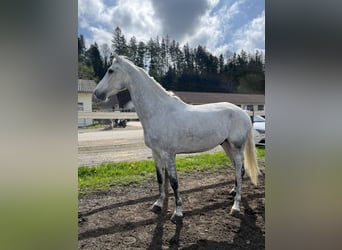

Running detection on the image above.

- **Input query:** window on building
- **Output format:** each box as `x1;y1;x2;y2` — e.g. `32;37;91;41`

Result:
247;105;254;111
78;102;84;111
258;105;264;110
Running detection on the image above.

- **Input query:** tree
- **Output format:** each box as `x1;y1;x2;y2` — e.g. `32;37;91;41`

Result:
85;43;105;81
218;54;224;74
78;63;95;80
160;38;168;75
247;50;264;74
111;27;128;56
99;43;111;70
161;66;177;90
238;73;265;94
169;40;178;70
194;45;208;74
128;36;138;64
146;37;161;79
207;54;218;74
78;31;265;94
183;43;194;72
78;35;86;62
136;41;146;68
236;50;248;77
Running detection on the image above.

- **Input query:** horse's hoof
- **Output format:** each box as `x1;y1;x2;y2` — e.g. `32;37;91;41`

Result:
170;213;183;224
229;189;236;197
230;208;240;217
151;204;162;214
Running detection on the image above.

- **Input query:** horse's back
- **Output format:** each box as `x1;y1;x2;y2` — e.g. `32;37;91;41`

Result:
184;102;252;146
145;101;251;153
184;102;249;123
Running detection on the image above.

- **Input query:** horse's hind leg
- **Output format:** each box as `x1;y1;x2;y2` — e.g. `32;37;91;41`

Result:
221;140;244;215
151;150;167;214
231;146;245;216
221;141;245;197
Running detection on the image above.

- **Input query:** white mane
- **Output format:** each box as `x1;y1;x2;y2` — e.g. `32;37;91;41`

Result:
121;57;181;99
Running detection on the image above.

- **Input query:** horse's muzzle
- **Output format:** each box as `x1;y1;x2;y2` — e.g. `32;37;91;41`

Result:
94;90;107;101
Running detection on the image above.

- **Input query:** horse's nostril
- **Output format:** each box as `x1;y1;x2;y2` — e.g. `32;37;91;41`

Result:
94;90;106;101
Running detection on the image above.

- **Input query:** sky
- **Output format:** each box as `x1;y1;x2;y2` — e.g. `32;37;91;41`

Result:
78;0;265;57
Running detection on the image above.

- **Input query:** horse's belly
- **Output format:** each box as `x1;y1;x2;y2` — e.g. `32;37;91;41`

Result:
174;129;226;154
175;144;218;154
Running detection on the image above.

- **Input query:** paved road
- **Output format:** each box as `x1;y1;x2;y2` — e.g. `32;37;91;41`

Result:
78;122;152;166
78;122;223;167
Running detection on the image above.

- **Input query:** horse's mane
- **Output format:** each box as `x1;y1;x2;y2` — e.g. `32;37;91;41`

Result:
120;56;178;99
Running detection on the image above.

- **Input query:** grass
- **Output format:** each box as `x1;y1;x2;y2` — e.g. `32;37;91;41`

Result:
83;123;106;129
78;147;265;195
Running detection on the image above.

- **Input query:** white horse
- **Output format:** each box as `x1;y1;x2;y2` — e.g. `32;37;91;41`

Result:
94;54;259;223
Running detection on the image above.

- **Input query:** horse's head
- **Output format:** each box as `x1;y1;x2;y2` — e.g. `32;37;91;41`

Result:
94;54;129;101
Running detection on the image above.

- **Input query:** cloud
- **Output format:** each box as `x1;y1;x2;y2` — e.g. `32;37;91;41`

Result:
233;10;265;53
182;10;221;51
78;0;265;55
79;0;162;47
108;0;162;39
78;0;111;25
88;26;112;46
179;0;248;56
151;0;214;41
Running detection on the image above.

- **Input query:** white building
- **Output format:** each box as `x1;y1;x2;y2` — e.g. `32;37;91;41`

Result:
173;91;265;111
78;79;96;127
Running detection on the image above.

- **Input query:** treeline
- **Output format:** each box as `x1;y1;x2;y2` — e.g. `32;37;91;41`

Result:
78;27;265;94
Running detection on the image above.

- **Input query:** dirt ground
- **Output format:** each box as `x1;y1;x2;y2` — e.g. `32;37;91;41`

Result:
78;160;265;249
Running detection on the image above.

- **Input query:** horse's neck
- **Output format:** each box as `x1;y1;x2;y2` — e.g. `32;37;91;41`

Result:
126;66;173;124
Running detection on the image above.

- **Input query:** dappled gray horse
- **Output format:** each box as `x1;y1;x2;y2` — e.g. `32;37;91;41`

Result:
94;54;259;223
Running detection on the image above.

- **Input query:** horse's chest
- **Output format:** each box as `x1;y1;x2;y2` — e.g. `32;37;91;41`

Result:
143;129;160;148
143;127;175;150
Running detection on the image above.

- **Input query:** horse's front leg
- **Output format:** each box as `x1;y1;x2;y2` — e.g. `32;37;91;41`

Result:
151;151;167;214
164;153;183;224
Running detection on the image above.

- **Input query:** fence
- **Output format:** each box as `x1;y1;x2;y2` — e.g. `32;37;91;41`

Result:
78;111;139;120
78;110;264;120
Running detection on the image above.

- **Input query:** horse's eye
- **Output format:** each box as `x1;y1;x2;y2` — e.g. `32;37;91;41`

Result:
108;69;114;74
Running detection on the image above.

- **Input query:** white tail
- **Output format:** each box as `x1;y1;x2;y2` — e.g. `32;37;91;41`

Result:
244;128;259;185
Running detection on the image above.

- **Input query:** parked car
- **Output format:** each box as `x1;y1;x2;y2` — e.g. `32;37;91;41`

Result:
252;115;265;146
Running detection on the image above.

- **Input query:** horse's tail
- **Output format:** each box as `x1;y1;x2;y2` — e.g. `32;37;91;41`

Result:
244;128;259;186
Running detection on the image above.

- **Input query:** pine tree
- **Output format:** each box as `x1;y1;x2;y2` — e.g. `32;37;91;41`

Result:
218;54;224;74
136;41;146;68
99;43;111;71
194;45;208;74
128;36;138;64
78;35;86;62
146;37;161;79
85;43;105;81
160;38;168;75
111;27;128;56
183;43;194;72
79;30;265;94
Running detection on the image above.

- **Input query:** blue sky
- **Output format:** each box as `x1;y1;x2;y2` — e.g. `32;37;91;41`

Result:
78;0;264;57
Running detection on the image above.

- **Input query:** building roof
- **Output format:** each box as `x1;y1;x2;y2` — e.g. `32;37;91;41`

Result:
78;79;97;93
174;91;265;105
